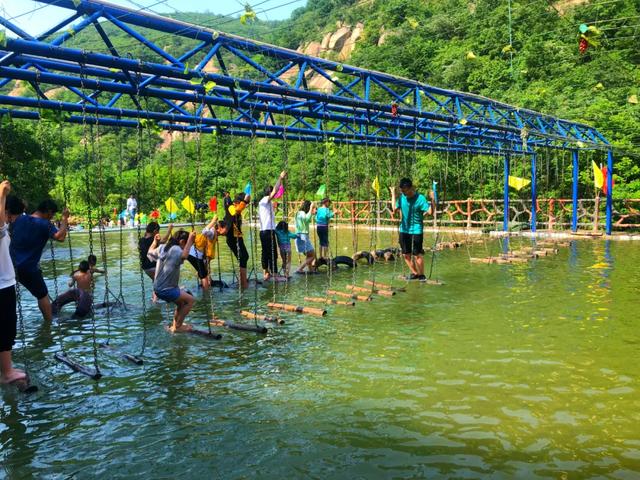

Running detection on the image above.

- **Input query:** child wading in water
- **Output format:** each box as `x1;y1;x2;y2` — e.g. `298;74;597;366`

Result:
51;260;94;319
148;230;196;333
315;197;335;260
275;221;297;278
295;200;317;273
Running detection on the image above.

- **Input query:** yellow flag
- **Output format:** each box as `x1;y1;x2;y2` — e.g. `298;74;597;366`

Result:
371;176;381;198
508;175;531;191
592;161;604;189
181;195;195;215
165;197;179;214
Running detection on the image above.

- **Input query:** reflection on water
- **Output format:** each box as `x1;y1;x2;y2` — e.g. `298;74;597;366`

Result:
1;229;640;479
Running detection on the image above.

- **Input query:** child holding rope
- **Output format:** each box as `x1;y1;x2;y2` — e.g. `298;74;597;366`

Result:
275;220;297;278
148;230;196;333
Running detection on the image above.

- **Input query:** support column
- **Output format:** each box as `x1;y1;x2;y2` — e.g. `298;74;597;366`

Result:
503;154;510;232
606;149;614;235
531;151;537;232
571;150;579;232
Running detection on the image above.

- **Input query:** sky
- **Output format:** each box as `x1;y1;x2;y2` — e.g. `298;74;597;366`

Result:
0;0;304;37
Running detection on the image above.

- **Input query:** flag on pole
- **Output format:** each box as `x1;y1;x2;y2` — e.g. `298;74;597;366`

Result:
181;195;195;215
508;175;531;191
601;166;614;195
273;184;284;199
165;197;179;214
371;177;380;198
316;184;326;198
432;180;438;204
209;196;218;212
244;182;252;196
592;161;604;189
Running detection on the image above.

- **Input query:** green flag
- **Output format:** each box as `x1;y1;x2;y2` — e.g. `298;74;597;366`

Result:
316;184;326;198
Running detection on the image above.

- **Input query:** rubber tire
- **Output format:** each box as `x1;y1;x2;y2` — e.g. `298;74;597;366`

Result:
333;255;355;268
353;251;374;265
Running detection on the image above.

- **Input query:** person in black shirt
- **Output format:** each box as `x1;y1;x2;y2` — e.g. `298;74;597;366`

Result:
217;192;250;290
138;222;172;301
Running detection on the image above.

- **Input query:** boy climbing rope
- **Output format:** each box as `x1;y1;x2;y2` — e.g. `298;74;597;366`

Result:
390;178;435;281
258;171;286;281
218;192;250;290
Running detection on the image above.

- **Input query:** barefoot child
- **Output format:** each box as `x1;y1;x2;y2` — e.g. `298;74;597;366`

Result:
0;180;27;385
148;230;196;333
219;192;250;290
187;216;218;290
275;221;296;277
51;260;94;319
315;197;335;260
295;200;317;274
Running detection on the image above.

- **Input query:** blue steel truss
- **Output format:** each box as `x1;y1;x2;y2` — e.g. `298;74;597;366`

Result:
0;0;614;232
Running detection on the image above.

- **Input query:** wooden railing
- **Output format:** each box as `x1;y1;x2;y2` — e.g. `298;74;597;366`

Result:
286;198;640;231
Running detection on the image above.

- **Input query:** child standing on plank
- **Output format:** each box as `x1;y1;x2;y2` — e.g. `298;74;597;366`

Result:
148;230;196;333
295;200;317;274
315;197;335;260
0;180;26;385
187;216;218;290
218;192;250;290
139;222;173;302
275;220;297;278
258;171;286;281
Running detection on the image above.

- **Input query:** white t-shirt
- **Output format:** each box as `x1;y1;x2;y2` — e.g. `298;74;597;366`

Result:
258;196;275;231
0;224;16;290
127;197;137;211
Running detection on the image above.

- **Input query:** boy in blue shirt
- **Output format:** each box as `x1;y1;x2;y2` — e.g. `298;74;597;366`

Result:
9;199;70;322
315;197;335;260
390;178;435;280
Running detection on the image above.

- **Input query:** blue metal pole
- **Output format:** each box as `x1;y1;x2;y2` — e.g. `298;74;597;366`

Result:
572;150;579;232
606;149;614;235
531;151;537;232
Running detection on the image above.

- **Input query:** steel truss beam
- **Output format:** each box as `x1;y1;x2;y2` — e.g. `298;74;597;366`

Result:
0;0;608;156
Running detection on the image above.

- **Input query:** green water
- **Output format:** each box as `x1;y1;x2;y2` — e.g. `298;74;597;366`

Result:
1;228;639;479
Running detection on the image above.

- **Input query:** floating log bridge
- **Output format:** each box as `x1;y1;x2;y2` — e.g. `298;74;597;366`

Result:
99;342;144;365
54;352;102;380
470;256;529;265
165;325;222;339
210;318;268;334
346;284;395;297
241;310;285;325
364;280;406;292
326;289;372;302
304;296;356;307
267;302;327;317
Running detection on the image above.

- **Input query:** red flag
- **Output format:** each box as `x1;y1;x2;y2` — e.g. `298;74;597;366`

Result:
209;196;218;212
601;167;615;195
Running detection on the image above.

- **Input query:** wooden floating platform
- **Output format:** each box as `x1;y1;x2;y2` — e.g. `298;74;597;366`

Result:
54;352;102;380
210;319;268;334
99;342;144;365
346;284;395;297
267;302;327;316
240;310;285;325
326;289;372;302
470;256;529;265
364;280;406;292
304;296;355;307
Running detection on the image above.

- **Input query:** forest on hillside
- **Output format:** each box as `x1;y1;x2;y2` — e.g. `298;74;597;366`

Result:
0;0;638;221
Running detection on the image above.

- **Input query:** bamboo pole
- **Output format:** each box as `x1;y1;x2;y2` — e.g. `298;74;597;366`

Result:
326;289;372;302
267;302;327;316
364;280;406;292
304;296;356;307
241;310;285;325
346;284;395;297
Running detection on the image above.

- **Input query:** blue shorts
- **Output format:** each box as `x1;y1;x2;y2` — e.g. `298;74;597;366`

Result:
155;287;181;303
295;234;314;254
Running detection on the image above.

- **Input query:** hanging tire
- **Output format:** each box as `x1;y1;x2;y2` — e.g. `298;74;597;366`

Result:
352;251;374;265
333;255;355;268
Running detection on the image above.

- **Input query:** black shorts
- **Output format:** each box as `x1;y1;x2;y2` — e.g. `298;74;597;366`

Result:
399;233;424;256
16;267;48;300
0;285;17;352
316;225;329;248
187;255;209;279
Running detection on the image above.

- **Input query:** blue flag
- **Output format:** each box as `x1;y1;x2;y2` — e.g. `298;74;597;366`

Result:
432;181;438;205
244;182;252;196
